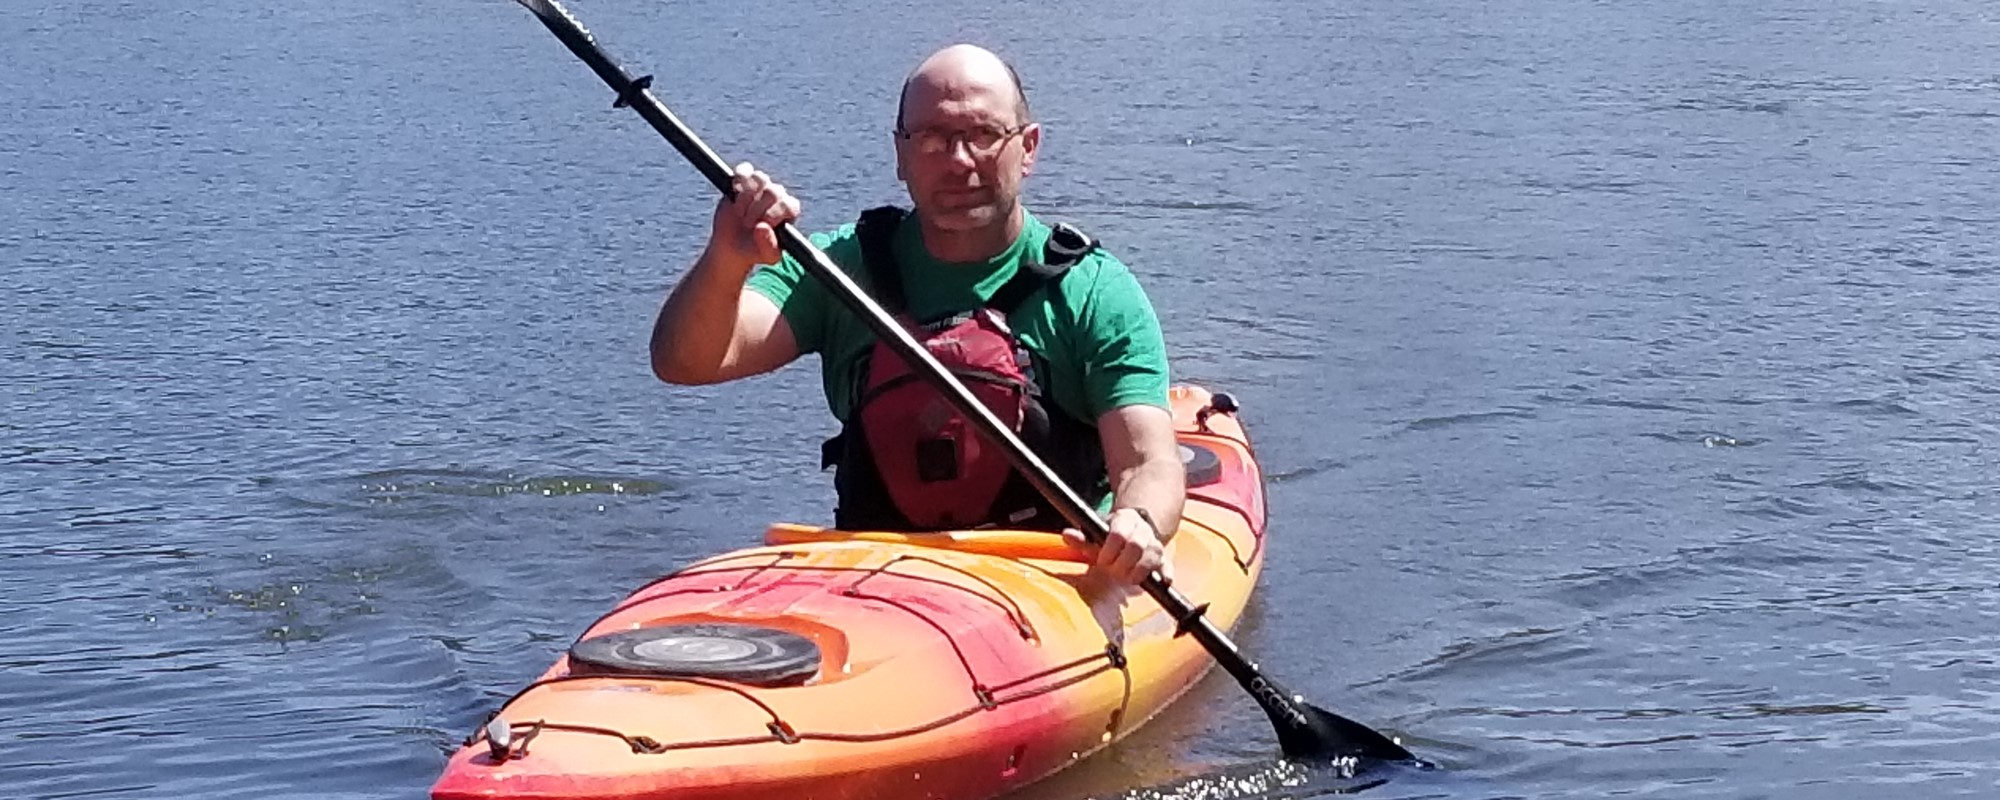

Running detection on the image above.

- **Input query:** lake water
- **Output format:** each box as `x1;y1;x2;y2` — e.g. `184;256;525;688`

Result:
6;0;1998;798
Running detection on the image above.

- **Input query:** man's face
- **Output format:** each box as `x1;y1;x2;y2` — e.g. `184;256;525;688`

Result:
895;84;1039;235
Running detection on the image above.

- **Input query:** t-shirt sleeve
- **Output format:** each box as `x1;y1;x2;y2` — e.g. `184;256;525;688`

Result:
1071;257;1172;417
743;227;853;356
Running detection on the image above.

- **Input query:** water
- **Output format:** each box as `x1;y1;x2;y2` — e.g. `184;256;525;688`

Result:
6;0;1998;797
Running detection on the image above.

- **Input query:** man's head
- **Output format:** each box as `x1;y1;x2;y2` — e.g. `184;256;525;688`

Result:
894;45;1039;238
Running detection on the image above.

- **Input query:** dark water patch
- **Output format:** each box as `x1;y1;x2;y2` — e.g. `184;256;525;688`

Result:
1206;312;1325;344
23;338;94;353
1403;240;1493;255
0;542;202;561
1825;398;1920;417
1236;350;1321;363
0;444;129;468
1549;533;1851;614
1;648;217;673
1384;627;1581;684
1655;97;1792;115
1890;107;2000;120
1788;469;1922;495
1265;457;1354;484
35;783;161;800
1421;696;1889;747
59;505;171;528
1575;397;1698;414
1711;581;1997;615
1400;408;1537;433
1707;470;1765;489
0;645;127;672
1517;176;1652;197
1725;493;1826;520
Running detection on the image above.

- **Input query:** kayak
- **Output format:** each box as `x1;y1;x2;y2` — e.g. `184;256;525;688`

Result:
431;384;1267;800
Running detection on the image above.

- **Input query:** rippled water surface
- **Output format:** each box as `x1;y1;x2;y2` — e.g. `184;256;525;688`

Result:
6;0;1998;798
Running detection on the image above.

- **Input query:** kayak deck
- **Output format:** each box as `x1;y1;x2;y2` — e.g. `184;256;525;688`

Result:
432;385;1266;800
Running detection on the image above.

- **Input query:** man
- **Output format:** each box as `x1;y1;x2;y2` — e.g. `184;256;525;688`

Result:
648;44;1182;589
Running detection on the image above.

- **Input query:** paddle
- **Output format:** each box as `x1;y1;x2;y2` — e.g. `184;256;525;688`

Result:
506;0;1417;765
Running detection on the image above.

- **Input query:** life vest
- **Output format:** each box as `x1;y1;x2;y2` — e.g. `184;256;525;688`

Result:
823;206;1106;532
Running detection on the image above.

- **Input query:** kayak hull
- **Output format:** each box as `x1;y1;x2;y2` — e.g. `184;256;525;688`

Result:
432;385;1266;800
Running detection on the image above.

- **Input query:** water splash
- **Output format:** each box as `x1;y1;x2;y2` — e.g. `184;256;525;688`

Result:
1095;758;1406;800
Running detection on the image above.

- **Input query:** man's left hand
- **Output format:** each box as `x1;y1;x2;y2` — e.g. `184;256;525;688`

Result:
1063;508;1168;588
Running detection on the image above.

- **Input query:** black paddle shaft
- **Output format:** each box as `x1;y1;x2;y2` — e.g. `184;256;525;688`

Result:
509;0;1414;764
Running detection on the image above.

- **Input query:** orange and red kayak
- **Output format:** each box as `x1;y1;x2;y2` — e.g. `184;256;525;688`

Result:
431;384;1267;800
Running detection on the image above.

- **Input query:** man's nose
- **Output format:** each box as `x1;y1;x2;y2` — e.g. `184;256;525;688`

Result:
945;137;980;167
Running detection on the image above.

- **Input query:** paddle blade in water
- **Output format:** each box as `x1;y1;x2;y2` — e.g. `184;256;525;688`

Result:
1266;691;1416;763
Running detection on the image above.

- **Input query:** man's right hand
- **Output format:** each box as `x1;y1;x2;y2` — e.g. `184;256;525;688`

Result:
710;162;802;269
651;162;803;386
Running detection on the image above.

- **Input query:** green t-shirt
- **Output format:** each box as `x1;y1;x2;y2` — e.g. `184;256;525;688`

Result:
746;209;1170;425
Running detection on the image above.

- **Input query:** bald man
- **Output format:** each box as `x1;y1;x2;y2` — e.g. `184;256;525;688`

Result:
649;45;1183;589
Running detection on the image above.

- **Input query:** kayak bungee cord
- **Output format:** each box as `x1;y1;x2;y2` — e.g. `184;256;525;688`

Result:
505;0;1419;766
471;560;1132;760
620;550;1043;638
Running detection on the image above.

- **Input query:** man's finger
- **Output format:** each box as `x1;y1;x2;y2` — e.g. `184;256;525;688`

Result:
1094;540;1123;576
761;191;798;228
1058;528;1094;561
1107;540;1144;583
729;163;757;201
1137;550;1165;582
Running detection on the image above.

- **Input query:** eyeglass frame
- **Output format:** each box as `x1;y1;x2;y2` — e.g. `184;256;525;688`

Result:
893;123;1032;158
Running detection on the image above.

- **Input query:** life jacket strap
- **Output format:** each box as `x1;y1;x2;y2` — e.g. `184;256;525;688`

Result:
856;205;911;313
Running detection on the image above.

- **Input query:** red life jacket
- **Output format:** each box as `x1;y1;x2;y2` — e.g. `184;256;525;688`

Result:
824;206;1105;532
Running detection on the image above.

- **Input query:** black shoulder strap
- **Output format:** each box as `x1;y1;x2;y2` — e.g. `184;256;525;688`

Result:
1043;221;1097;269
856;205;908;312
988;220;1098;314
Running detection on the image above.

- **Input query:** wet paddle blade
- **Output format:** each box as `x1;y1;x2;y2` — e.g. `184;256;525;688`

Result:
1222;639;1416;763
1277;700;1417;763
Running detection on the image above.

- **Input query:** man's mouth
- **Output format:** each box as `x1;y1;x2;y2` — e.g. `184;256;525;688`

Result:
935;189;988;208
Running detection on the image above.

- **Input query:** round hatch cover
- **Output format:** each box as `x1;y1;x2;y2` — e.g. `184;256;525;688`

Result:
1181;442;1223;487
569;623;821;687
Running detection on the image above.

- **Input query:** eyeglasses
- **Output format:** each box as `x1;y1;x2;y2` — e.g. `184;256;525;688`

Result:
895;123;1029;158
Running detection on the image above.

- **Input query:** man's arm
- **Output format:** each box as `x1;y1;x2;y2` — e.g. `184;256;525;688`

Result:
650;163;803;385
650;267;798;385
1084;402;1187;586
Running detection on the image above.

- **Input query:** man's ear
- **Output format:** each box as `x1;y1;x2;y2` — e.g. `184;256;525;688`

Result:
1019;123;1041;176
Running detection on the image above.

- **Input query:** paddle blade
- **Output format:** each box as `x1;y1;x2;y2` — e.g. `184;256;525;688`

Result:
1264;693;1416;763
